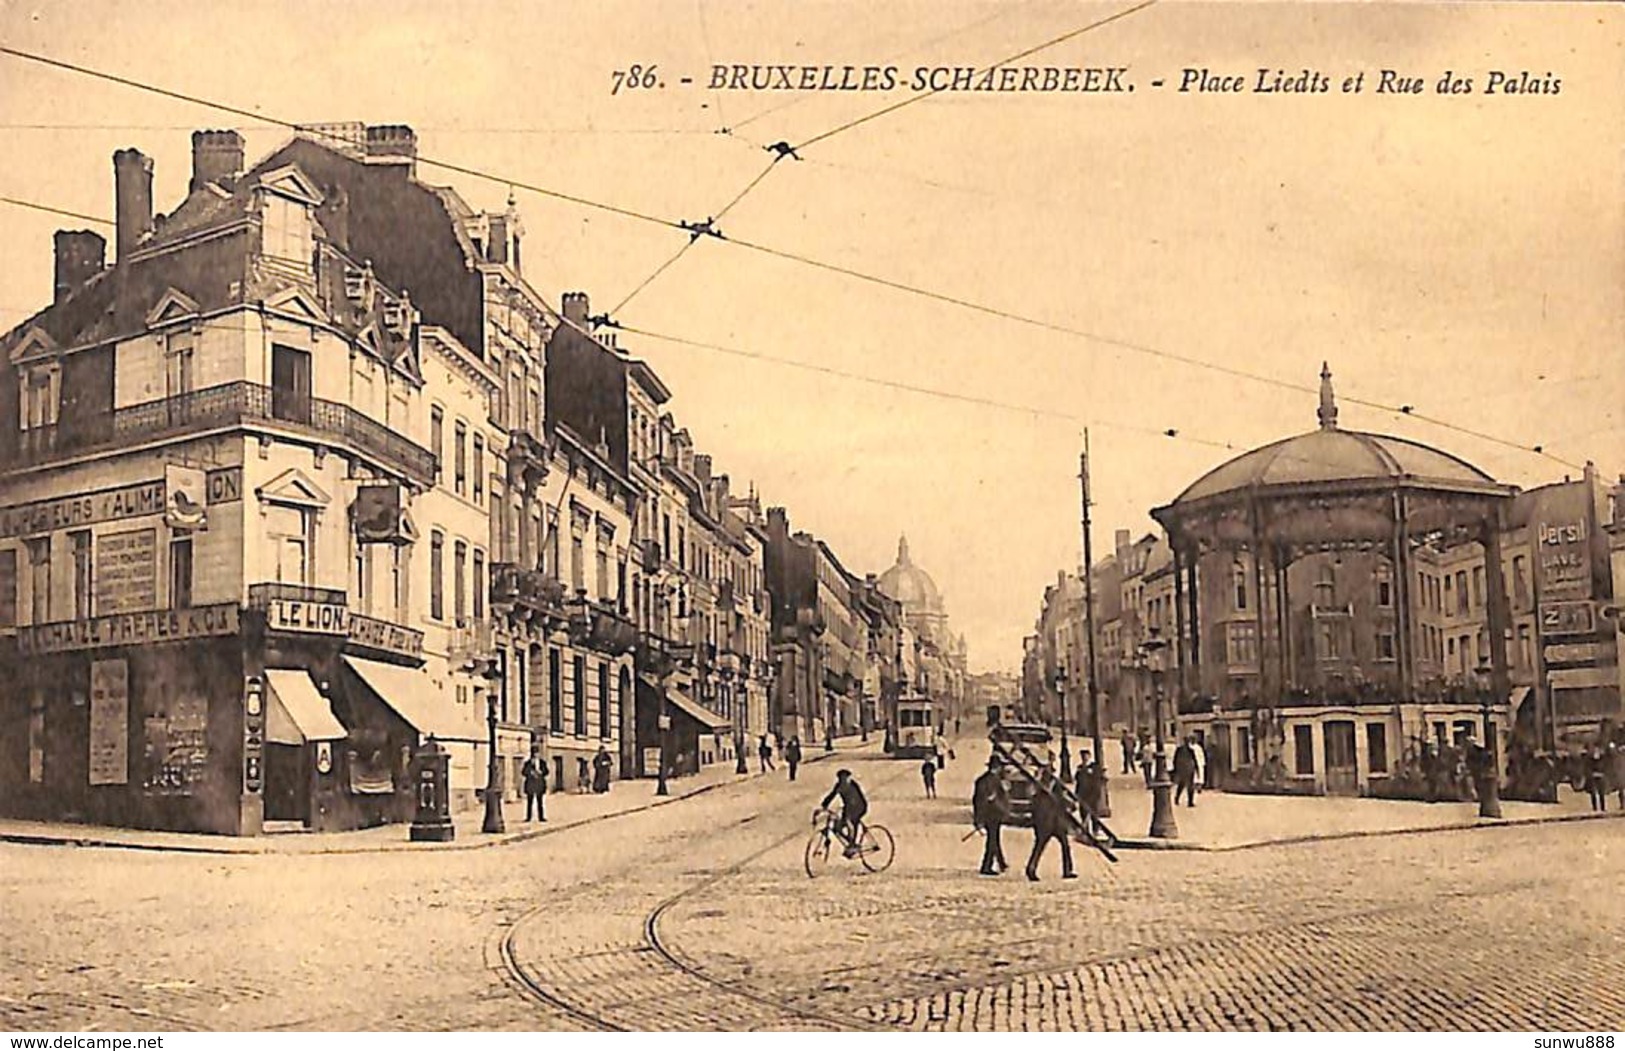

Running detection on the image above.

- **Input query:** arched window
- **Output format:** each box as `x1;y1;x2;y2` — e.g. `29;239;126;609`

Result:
1314;564;1336;608
1375;563;1393;607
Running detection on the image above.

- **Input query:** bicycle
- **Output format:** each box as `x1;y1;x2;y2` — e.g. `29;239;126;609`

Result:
805;807;895;878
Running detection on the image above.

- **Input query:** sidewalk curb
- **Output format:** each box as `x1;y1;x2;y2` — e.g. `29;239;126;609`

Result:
0;744;855;857
1110;807;1625;853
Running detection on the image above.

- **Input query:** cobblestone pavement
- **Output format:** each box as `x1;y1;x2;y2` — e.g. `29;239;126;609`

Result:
4;735;1621;1031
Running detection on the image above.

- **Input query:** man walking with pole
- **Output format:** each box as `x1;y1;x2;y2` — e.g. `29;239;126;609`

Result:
1025;766;1077;882
972;756;1010;876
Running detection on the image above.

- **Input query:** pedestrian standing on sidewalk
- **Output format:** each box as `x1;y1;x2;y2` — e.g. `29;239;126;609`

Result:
1025;767;1077;882
1193;736;1208;793
921;757;938;798
972;756;1010;876
522;748;548;822
1119;730;1135;775
1608;741;1625;811
785;736;803;781
1586;744;1609;812
1139;732;1155;788
1173;737;1198;807
758;734;775;773
592;745;613;794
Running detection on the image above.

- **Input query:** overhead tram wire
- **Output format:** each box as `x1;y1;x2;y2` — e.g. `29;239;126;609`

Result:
0;193;1594;475
603;156;780;318
605;1;1159;328
791;0;1161;152
0;44;684;237
0;46;1588;472
727;2;1034;133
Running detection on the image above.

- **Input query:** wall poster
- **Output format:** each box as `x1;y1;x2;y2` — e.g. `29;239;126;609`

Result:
88;658;129;785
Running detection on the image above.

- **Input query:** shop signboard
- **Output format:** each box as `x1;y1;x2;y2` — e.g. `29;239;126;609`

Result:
18;603;240;655
95;528;158;614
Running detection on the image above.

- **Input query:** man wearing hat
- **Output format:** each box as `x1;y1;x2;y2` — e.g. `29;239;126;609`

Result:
972;755;1011;875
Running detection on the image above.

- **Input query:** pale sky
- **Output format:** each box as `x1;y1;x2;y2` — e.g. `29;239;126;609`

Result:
1;1;1620;672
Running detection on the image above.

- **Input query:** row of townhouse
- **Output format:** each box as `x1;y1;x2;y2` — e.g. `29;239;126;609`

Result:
0;123;880;836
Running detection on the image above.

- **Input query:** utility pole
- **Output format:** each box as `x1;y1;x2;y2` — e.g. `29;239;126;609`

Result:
1081;431;1109;818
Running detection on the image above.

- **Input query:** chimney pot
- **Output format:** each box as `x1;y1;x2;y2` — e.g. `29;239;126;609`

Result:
53;230;107;303
190;129;245;193
113;148;154;261
561;291;589;325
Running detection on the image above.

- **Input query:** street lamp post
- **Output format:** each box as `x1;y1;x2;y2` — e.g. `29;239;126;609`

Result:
1475;663;1503;819
1142;628;1178;839
1055;667;1072;781
481;685;505;834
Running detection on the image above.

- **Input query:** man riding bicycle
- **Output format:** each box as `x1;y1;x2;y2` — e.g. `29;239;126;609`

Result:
818;768;869;857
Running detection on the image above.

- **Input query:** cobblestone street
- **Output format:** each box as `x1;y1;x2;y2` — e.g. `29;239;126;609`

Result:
4;739;1622;1031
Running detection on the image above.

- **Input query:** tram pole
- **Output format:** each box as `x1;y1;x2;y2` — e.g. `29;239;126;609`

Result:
1081;433;1110;818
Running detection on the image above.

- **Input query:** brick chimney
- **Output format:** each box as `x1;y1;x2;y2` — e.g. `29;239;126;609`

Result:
364;125;417;175
113;148;154;261
190;129;244;192
53;230;106;303
561;291;589;325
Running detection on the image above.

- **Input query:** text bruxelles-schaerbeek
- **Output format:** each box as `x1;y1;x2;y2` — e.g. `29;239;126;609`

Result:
706;65;1561;96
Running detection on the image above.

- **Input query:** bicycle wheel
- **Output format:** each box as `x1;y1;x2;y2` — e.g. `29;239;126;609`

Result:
804;830;832;878
858;824;895;873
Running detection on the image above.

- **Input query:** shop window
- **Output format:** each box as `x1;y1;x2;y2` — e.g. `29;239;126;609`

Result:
1314;564;1336;607
429;531;445;621
1294;725;1314;776
573;655;587;736
26;536;51;623
598;662;612;740
170;535;193;610
430;407;444;480
548;648;563;732
28;690;45;784
0;548;16;627
454;541;467;624
1367;722;1388;774
454;421;467;496
267;505;310;585
70;530;92;619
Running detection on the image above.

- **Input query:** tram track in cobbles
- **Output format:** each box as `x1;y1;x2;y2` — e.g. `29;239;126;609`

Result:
493;747;923;1031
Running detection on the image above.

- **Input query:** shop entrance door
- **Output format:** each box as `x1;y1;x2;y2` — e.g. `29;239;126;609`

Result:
263;743;308;823
1324;720;1358;795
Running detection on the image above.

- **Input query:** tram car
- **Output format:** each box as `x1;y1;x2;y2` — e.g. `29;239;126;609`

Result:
894;696;940;759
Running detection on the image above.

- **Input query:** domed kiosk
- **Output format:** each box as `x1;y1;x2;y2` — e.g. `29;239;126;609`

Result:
1150;365;1520;797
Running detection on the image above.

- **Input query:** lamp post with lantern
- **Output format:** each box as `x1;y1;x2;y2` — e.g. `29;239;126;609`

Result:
1141;626;1178;839
480;659;507;834
1054;665;1072;781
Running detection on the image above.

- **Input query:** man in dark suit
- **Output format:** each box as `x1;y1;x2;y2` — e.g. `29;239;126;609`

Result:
1025;767;1077;882
972;756;1010;876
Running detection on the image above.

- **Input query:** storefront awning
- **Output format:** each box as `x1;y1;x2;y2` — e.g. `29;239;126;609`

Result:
342;655;478;742
666;688;732;731
265;668;347;745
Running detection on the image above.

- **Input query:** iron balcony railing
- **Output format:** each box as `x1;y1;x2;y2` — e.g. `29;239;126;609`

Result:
7;381;437;484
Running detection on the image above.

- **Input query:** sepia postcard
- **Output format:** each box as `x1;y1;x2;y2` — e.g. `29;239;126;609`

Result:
0;0;1620;1037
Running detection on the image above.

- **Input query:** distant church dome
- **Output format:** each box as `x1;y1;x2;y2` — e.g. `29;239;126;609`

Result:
877;534;944;614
